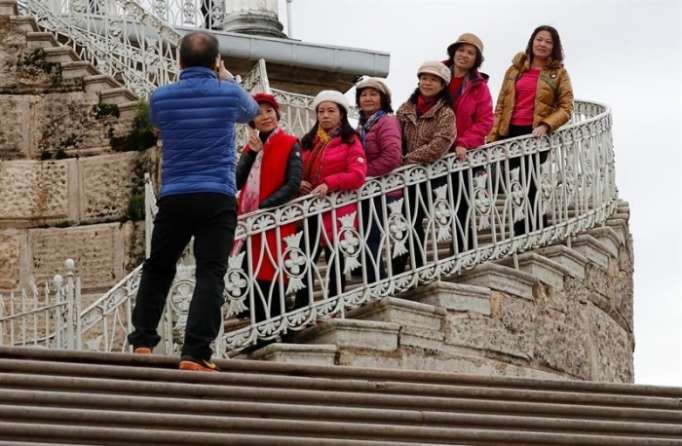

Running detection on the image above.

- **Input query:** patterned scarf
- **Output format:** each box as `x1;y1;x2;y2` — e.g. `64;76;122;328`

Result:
303;126;338;187
357;110;386;145
232;128;281;255
416;95;437;117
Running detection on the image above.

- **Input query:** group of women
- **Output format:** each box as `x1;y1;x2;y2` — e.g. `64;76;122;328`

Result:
233;25;574;328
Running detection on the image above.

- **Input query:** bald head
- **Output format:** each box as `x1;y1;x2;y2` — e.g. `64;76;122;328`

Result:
179;32;219;70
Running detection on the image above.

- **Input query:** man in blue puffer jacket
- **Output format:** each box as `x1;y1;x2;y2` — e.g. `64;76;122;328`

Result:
128;31;259;371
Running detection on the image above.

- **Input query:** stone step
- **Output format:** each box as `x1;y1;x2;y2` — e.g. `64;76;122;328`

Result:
587;226;624;258
537;243;589;280
291;319;400;352
248;343;337;366
60;61;99;80
0;349;679;445
24;31;58;50
410;281;492;316
117;100;141;120
498;252;575;290
571;234;614;270
9;15;38;33
99;87;138;105
347;296;446;333
0;0;17;16
83;74;122;94
453;263;537;300
42;46;79;64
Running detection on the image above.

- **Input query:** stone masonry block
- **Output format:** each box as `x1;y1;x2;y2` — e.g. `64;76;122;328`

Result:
411;281;492;316
455;264;536;300
348;297;445;332
537;244;588;280
249;343;337;366
294;319;400;352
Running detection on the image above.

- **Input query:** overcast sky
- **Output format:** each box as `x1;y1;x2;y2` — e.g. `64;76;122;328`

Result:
276;0;682;386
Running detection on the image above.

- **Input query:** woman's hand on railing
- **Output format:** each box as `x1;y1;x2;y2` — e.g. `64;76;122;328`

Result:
311;183;329;198
300;181;313;195
532;123;550;137
455;146;467;161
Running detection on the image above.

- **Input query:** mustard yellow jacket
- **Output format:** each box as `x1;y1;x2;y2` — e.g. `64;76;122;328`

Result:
489;52;573;141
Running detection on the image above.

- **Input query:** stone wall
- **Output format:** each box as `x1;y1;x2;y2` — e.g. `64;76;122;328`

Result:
0;148;156;227
0;221;143;292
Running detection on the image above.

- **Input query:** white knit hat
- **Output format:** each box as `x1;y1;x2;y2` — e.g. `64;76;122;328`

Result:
312;90;350;115
417;61;451;85
355;77;392;99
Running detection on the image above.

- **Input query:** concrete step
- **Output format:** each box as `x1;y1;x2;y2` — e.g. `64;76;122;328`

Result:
347;297;445;333
0;348;679;445
498;252;575;290
83;74;122;94
60;61;99;80
248;343;337;366
99;87;138;105
537;243;589;280
42;46;79;64
9;15;38;33
453;263;537;300
410;281;492;316
572;234;614;270
0;0;17;16
291;319;400;352
24;31;58;50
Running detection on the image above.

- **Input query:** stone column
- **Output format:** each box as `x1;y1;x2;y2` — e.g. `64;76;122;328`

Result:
223;0;286;38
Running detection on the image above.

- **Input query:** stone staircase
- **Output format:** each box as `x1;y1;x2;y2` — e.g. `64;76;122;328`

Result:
0;0;156;296
243;201;635;383
0;346;679;445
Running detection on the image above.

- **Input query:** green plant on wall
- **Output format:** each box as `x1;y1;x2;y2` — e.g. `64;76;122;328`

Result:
111;101;158;152
18;48;63;84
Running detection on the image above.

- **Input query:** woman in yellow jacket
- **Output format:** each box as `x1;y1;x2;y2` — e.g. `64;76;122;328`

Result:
489;25;573;235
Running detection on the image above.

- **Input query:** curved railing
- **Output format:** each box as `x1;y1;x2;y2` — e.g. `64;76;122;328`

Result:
61;100;615;355
220;100;616;351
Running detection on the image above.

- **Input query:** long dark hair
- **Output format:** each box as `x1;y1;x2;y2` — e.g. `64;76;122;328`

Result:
355;88;393;123
525;25;564;63
408;84;453;110
301;105;357;149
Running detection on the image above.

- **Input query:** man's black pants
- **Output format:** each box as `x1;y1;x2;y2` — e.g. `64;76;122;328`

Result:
127;192;237;361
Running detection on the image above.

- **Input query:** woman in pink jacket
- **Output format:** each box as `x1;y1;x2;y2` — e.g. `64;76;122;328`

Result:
354;77;402;283
444;32;494;252
295;90;367;308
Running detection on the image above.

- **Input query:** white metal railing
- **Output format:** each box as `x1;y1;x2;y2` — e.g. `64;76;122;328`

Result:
0;259;81;350
74;100;616;355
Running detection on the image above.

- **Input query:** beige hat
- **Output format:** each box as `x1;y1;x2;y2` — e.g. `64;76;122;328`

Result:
447;32;484;57
417;61;451;85
355;77;392;98
312;90;350;115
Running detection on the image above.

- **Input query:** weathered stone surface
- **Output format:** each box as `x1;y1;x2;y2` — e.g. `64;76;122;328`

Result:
80;151;143;223
537;244;588;280
572;234;612;270
295;319;400;352
336;347;402;369
586;303;634;383
348;297;445;331
0;230;26;289
504;253;573;290
28;223;124;290
455;264;536;300
249;343;337;366
587;226;623;258
413;281;492;316
0;159;70;221
444;306;534;361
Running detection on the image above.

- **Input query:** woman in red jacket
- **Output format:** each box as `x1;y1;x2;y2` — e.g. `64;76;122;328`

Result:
295;90;367;309
234;93;302;329
444;33;494;253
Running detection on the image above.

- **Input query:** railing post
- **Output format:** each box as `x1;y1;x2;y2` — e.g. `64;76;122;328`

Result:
63;258;81;350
